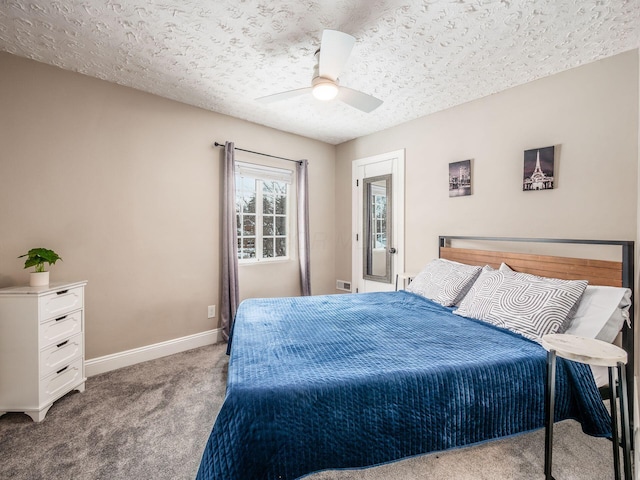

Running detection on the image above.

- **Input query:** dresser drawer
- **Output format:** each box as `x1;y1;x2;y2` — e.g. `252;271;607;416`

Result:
39;311;82;348
39;357;84;406
39;286;84;321
40;333;83;378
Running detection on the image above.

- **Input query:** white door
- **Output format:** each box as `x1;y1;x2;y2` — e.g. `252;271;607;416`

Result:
352;150;405;293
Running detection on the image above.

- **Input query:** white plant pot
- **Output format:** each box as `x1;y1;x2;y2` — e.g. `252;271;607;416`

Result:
30;271;49;287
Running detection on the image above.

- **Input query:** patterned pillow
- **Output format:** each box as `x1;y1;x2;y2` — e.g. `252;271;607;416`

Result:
499;262;582;319
406;259;482;307
454;268;588;342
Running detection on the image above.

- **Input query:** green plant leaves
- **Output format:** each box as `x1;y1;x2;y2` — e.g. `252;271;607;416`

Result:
18;248;62;272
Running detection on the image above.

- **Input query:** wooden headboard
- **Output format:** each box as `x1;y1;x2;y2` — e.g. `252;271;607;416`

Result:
440;247;624;287
439;236;634;289
439;235;635;424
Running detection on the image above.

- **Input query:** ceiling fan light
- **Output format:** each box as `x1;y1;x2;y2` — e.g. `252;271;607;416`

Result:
312;82;339;101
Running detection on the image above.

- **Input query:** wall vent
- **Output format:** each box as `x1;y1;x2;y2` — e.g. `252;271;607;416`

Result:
336;280;351;292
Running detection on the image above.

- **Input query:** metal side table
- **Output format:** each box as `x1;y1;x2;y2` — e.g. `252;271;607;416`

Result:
541;333;632;480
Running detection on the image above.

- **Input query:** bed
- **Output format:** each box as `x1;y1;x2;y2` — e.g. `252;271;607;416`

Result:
196;236;634;480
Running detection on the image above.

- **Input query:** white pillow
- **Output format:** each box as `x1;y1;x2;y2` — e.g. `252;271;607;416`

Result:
498;262;511;272
406;258;482;307
564;285;632;343
454;267;588;342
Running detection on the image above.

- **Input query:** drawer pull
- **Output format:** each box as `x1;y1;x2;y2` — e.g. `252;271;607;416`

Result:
56;289;69;295
56;340;69;348
55;315;67;322
56;366;69;375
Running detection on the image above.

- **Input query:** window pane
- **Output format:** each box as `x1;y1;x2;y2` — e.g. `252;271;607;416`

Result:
263;216;274;235
243;194;256;213
241;177;256;192
263;238;274;258
274;182;287;195
238;238;251;260
263;195;274;214
242;238;256;258
234;174;288;262
235;175;244;191
263;181;275;195
243;215;256;235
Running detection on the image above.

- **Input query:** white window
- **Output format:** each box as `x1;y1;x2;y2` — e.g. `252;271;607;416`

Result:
235;162;292;262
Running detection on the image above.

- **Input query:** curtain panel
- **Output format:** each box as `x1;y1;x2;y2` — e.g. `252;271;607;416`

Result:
297;159;311;296
221;141;240;349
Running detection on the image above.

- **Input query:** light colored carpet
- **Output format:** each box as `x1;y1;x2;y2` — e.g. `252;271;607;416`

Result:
0;343;227;480
0;342;624;479
305;421;617;479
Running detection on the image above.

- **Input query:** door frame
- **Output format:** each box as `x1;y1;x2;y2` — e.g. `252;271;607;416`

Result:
352;149;405;293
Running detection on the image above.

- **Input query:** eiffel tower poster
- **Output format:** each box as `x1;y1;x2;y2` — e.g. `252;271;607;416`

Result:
523;146;554;191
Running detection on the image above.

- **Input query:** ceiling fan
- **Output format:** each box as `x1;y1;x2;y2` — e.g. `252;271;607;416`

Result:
256;30;383;113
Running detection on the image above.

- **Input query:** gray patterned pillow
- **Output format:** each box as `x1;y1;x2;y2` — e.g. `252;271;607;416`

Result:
499;262;582;319
454;268;588;342
406;259;482;307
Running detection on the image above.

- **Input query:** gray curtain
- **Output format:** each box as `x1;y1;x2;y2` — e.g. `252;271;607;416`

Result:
297;159;311;296
221;141;239;347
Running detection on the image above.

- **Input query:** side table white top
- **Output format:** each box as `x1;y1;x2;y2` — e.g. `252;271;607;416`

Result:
0;281;87;296
541;333;627;367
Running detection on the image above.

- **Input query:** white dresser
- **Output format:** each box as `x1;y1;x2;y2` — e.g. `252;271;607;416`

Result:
0;281;87;421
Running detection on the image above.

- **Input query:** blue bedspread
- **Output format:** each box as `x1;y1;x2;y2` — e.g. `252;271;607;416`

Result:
196;291;611;480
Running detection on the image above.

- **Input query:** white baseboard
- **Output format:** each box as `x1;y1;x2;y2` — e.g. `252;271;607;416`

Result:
84;328;223;377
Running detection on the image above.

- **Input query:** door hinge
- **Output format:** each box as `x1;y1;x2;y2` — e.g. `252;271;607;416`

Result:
356;179;359;187
356;233;359;241
356;288;359;293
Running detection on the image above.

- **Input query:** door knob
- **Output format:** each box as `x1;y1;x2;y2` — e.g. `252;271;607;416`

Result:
389;247;397;254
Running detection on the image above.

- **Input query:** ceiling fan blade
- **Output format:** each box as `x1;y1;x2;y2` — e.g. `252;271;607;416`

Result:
318;30;355;81
337;87;383;113
256;87;313;103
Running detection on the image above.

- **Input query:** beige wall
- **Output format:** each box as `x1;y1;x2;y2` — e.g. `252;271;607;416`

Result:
335;50;639;282
2;49;638;361
0;52;336;359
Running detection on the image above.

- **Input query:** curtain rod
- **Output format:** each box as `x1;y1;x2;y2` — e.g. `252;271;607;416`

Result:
213;141;303;165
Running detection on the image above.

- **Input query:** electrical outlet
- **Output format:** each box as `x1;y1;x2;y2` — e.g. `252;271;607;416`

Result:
208;305;216;319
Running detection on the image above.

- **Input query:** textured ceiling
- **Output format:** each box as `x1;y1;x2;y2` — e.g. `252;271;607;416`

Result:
0;0;639;145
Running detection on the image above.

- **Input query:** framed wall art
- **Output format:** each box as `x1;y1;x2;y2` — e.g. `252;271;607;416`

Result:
523;146;554;191
449;159;472;197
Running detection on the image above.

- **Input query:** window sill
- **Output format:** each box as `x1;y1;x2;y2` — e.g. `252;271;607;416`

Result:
239;258;293;267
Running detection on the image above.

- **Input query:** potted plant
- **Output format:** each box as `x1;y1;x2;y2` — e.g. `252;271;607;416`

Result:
18;248;62;287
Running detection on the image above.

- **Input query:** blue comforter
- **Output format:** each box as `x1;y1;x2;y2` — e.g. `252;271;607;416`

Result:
196;291;611;480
